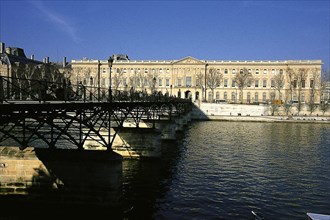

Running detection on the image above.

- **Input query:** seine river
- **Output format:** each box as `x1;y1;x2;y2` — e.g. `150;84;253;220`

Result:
1;121;329;220
121;121;330;220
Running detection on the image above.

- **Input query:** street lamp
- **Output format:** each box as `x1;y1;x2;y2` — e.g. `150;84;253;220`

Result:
153;77;156;94
108;57;114;102
90;76;93;101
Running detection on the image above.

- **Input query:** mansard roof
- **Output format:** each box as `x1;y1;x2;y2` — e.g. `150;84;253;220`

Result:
1;53;43;66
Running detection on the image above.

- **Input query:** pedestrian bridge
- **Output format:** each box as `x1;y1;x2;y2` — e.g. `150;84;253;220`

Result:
0;75;193;158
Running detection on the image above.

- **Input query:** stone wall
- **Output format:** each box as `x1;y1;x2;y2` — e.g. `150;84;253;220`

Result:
0;146;123;207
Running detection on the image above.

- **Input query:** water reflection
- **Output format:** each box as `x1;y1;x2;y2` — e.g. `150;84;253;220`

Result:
155;122;330;220
1;122;329;220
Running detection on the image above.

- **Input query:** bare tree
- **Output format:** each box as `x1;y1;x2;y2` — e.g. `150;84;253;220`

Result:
234;68;253;103
269;91;280;115
206;68;222;102
129;69;139;92
137;70;147;91
10;62;23;99
295;68;308;115
112;68;124;92
195;71;204;100
319;69;330;115
273;73;285;101
284;66;296;115
73;67;83;84
48;64;63;85
307;68;321;115
23;63;39;99
147;72;159;94
285;66;295;103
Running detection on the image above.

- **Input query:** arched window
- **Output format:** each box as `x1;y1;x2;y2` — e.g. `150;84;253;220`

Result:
247;92;251;103
255;92;259;102
208;91;212;102
302;92;305;102
262;92;267;102
231;92;236;102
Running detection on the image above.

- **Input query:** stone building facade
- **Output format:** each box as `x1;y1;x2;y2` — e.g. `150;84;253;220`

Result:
71;56;323;104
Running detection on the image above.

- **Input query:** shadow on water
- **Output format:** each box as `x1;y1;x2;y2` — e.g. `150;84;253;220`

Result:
119;132;187;220
0;148;125;220
0;132;187;220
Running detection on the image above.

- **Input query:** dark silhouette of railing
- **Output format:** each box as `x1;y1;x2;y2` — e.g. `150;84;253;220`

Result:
0;76;192;150
0;75;181;103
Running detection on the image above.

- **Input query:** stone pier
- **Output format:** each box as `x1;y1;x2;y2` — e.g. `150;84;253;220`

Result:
112;127;162;158
0;146;123;208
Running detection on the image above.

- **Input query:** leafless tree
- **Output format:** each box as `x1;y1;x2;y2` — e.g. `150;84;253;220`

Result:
206;68;223;102
234;68;253;103
195;71;204;100
48;64;63;85
147;72;159;94
273;73;285;101
22;63;39;98
73;67;83;84
307;68;321;115
112;68;124;92
319;69;330;115
283;66;296;115
269;91;280;115
10;62;23;99
137;70;147;91
285;66;295;103
129;69;139;92
295;68;308;115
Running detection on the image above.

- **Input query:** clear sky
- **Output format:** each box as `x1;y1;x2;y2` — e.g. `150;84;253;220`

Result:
1;0;329;70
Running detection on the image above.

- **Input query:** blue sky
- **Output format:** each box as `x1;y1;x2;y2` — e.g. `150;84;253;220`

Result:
1;0;329;70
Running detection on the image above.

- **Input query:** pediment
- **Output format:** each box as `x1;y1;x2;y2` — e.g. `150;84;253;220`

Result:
172;56;205;65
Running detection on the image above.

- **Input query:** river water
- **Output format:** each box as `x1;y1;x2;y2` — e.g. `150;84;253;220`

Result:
1;121;329;220
121;121;330;220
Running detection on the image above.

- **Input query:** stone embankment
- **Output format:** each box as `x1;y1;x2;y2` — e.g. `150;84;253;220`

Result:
191;102;330;123
204;115;330;123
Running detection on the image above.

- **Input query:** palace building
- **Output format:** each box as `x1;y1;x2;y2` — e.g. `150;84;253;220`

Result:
71;56;323;104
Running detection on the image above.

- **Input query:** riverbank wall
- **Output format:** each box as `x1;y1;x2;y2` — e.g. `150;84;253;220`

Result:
191;102;330;123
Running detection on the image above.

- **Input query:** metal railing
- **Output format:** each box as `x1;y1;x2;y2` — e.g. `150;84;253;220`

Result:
0;75;188;103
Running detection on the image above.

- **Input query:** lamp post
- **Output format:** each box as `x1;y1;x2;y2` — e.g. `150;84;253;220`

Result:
107;57;114;151
108;57;114;102
153;77;156;94
204;64;208;102
97;60;101;101
90;76;93;101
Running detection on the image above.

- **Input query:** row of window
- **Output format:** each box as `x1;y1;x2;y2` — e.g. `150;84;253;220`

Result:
111;67;285;75
223;68;283;74
79;76;315;89
209;91;307;102
115;68;171;74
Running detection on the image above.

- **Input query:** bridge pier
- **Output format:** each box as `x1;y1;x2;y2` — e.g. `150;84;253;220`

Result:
141;119;177;141
112;128;162;158
175;115;188;131
0;146;123;208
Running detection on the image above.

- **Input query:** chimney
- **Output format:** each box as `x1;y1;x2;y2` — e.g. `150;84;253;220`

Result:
63;56;67;68
6;47;11;54
31;54;34;60
0;42;5;54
